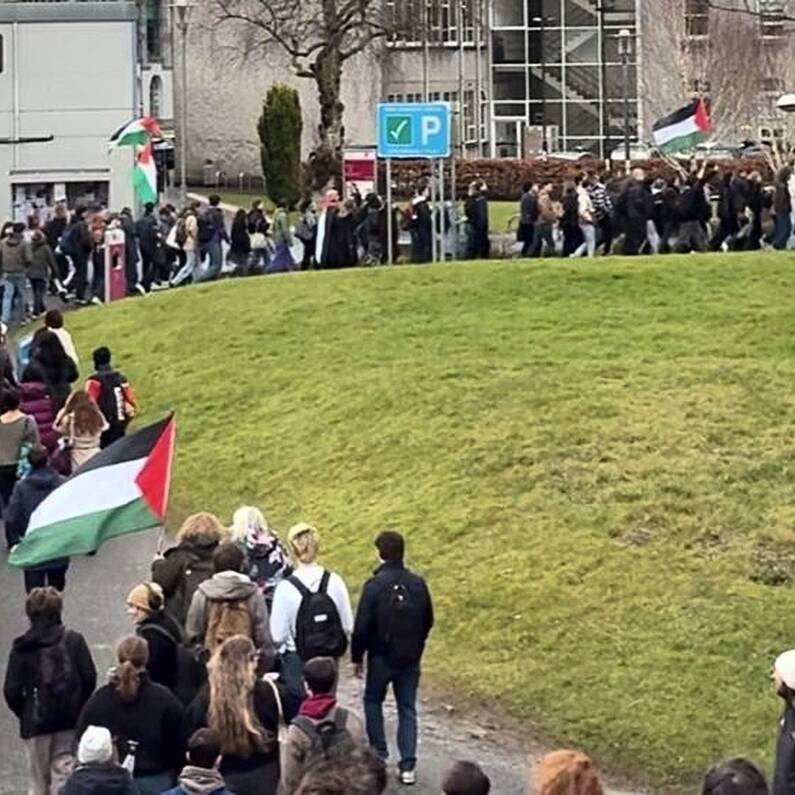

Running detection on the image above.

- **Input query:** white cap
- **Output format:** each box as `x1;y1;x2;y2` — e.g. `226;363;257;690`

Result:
78;725;113;764
775;650;795;689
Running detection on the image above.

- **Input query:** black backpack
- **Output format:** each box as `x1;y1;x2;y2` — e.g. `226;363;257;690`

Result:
92;370;127;428
32;632;82;731
289;571;348;661
197;211;215;245
377;578;425;668
293;708;357;766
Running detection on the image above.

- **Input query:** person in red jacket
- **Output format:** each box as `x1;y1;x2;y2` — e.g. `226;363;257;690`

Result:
85;346;137;448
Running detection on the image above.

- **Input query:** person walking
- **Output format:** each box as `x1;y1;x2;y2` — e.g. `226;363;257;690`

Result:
75;635;186;795
409;188;433;264
674;172;711;254
85;346;138;448
229;209;253;276
44;204;70;291
773;649;795;795
60;725;139;795
62;208;94;302
0;387;40;546
531;183;559;257
0;221;33;324
617;168;653;256
3;586;97;795
6;445;68;592
267;202;295;273
54;389;108;471
247;200;271;274
44;309;79;366
24;328;78;413
28;231;56;318
162;728;234;795
560;183;583;258
588;173;614;255
229;505;292;610
570;176;596;258
118;207;143;296
185;542;274;659
295;199;316;270
186;636;295;795
196;196;229;283
281;656;365;794
270;523;353;698
151;511;227;626
352;531;434;786
170;205;200;287
517;183;538;257
126;581;183;692
19;370;59;455
772;168;792;251
702;759;768;795
136;202;163;291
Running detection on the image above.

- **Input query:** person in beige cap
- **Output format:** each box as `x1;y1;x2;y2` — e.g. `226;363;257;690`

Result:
773;650;795;795
126;581;182;694
269;523;353;698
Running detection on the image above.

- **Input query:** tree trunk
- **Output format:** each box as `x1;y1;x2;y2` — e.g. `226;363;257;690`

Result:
310;45;345;191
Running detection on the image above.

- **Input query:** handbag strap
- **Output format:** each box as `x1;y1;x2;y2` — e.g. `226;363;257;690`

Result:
262;675;285;727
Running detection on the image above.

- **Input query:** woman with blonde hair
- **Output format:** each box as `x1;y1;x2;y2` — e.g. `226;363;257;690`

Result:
230;506;291;609
186;635;297;795
269;523;353;697
151;512;226;626
532;750;604;795
54;389;108;471
75;636;186;795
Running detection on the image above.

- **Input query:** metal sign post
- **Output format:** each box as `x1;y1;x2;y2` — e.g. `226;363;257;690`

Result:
439;160;446;263
386;158;393;267
430;159;437;264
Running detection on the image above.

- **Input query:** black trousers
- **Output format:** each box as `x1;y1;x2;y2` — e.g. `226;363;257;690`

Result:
30;278;47;315
623;221;647;256
24;566;68;593
72;251;89;299
597;217;614;255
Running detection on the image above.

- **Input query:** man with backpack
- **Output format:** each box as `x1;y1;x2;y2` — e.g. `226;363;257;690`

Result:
270;523;354;698
185;542;273;658
85;346;138;448
195;195;229;283
352;531;434;786
4;586;97;795
281;657;365;794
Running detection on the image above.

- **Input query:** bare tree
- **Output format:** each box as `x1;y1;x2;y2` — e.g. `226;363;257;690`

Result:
641;0;774;141
214;0;388;188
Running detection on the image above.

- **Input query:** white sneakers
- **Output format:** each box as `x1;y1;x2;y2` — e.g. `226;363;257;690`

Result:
399;770;416;786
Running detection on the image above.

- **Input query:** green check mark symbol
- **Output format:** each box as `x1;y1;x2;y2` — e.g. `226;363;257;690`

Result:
390;119;409;142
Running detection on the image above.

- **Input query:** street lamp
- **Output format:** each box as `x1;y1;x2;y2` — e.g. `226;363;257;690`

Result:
617;28;633;170
531;16;555;155
172;0;193;204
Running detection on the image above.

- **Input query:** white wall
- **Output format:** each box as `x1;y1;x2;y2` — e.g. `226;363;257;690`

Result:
0;18;137;218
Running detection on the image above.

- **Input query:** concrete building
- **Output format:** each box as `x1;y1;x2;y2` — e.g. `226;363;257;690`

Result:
0;0;175;222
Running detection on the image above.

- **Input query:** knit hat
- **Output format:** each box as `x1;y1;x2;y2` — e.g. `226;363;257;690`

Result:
775;650;795;689
126;582;163;614
78;725;113;764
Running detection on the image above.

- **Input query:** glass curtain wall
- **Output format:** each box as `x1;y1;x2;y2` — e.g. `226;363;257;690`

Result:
490;0;638;157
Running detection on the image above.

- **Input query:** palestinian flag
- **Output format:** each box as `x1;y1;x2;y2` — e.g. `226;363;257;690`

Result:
652;99;711;154
134;142;158;204
108;116;162;151
8;415;175;569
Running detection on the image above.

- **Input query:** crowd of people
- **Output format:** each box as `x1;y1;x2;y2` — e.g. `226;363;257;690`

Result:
4;160;792;319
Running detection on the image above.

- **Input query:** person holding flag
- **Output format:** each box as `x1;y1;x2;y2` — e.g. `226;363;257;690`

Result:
107;116;161;208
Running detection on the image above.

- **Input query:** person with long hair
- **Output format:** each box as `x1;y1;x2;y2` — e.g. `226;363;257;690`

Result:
23;328;78;413
75;636;186;795
187;635;297;795
54;389;108;470
230;506;291;610
151;512;227;626
532;750;604;795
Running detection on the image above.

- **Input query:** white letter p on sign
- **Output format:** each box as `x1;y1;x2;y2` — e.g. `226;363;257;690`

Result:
421;115;441;145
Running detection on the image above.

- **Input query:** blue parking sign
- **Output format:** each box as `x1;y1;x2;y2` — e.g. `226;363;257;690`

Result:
377;103;451;159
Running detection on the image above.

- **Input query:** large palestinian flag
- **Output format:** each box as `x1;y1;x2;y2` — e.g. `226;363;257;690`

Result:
652;99;711;154
8;415;175;569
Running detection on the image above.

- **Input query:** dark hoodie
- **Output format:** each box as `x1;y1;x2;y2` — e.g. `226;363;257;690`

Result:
60;763;138;795
3;620;96;739
137;610;182;691
5;466;65;566
0;232;31;274
162;765;233;795
29;234;57;281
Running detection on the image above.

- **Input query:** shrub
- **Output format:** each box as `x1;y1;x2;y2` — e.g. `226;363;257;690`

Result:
258;85;302;208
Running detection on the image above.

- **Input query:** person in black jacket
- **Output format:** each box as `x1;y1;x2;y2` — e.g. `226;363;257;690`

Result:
6;445;67;593
709;172;743;251
744;171;764;251
409;188;433;264
60;725;138;795
24;328;78;413
352;531;434;786
617;168;654;255
126;581;183;692
702;758;768;795
136;202;163;292
3;586;97;795
675;170;711;254
772;167;792;250
518;182;538;257
773;649;795;795
76;635;186;795
229;209;253;276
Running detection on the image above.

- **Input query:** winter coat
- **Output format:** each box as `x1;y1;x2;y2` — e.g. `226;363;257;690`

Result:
230;216;252;255
5;466;66;570
775;702;795;795
45;216;67;250
281;704;365;794
161;765;233;795
519;191;538;226
137;610;183;692
19;380;59;453
3;621;96;739
241;534;292;607
29;239;57;281
676;181;710;225
75;675;187;777
185;571;273;654
0;233;32;274
135;213;160;255
618;181;654;223
774;181;792;216
23;349;78;414
151;537;219;626
351;560;434;667
59;763;138;795
537;192;561;224
186;680;287;788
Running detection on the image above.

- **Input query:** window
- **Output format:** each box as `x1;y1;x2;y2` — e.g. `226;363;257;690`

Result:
149;75;163;118
685;0;709;37
689;77;711;94
760;1;785;37
146;0;162;61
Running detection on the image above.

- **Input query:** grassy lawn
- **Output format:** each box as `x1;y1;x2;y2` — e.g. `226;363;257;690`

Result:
67;253;795;789
205;188;519;233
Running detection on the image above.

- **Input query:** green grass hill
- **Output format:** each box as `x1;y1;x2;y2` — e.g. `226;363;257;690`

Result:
68;254;795;789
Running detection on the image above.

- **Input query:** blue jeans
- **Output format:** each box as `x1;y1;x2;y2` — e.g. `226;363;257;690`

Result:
363;656;420;772
171;249;198;286
279;651;305;702
2;273;29;323
773;214;792;250
196;239;223;282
